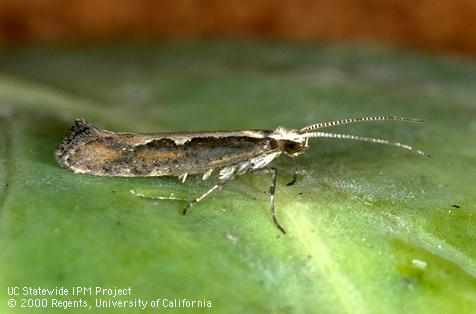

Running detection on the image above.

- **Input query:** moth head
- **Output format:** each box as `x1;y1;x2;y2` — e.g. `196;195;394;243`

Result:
272;127;309;156
297;116;430;157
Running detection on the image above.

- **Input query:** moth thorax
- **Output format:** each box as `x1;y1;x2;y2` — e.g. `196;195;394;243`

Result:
281;139;308;156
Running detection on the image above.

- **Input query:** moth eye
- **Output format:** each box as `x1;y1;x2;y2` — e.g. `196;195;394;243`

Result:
283;141;306;156
286;142;298;150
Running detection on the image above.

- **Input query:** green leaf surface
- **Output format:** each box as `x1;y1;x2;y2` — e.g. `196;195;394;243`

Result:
0;42;475;314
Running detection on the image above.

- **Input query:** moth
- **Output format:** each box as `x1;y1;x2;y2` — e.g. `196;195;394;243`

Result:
55;116;428;234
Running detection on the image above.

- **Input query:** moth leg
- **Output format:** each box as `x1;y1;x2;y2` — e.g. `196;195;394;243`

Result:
253;167;286;234
286;157;298;186
130;190;186;201
182;178;233;215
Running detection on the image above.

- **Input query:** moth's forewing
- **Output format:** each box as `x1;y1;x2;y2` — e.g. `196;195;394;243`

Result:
56;120;279;177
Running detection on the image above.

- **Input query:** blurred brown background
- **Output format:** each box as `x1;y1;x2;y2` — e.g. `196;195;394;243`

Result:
1;0;476;56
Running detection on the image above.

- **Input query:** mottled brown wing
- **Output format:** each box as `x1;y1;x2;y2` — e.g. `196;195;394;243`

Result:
56;119;279;177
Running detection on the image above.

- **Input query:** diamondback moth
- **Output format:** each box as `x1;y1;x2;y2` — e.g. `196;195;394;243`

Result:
55;116;429;234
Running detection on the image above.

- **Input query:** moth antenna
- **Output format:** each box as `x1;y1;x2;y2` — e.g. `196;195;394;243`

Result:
304;131;430;157
300;116;424;133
